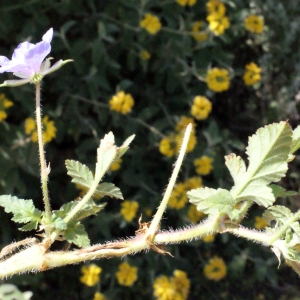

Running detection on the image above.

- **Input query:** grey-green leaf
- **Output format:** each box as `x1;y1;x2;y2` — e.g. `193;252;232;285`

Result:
94;182;123;200
65;160;94;188
187;187;234;217
0;195;42;231
64;223;90;248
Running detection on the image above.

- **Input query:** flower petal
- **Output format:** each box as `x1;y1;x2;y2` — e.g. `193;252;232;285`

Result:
42;28;53;44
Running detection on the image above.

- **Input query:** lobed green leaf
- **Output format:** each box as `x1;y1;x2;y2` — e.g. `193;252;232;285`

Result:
94;182;123;200
65;160;94;188
187;187;234;217
0;195;42;231
64;223;90;248
290;125;300;154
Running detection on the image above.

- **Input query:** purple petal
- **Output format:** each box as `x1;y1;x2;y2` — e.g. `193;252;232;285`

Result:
12;42;36;60
0;56;9;66
42;28;53;43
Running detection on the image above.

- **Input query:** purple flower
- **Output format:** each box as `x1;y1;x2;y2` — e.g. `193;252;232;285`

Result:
0;28;72;87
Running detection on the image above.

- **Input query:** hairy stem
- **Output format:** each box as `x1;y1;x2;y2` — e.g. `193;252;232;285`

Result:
35;82;51;231
146;124;192;242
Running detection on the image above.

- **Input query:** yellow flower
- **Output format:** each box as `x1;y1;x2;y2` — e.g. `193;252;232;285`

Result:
207;15;230;35
254;216;268;229
191;96;212;120
203;256;227;281
80;264;102;287
175;116;197;133
0;94;13;122
159;133;177;158
244;15;264;34
191;21;208;42
187;205;205;223
139;50;151;61
110;158;122;171
203;233;215;243
153;276;178;300
243;62;262;86
115;262;138;286
169;177;202;210
140;13;162;35
206;0;226;18
169;182;188;210
171;270;190;299
194;155;213;175
25;116;56;143
184;176;202;190
176;0;197;7
121;200;139;222
93;292;106;300
206;68;230;92
109;91;134;114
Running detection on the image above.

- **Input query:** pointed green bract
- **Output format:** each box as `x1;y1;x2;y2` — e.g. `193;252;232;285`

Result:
187;187;234;216
65;160;94;188
291;125;300;154
0;195;42;231
230;122;292;207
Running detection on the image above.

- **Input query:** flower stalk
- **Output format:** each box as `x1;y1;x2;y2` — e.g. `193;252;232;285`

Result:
35;82;51;231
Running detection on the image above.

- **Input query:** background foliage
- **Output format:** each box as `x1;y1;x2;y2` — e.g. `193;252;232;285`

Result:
0;0;300;299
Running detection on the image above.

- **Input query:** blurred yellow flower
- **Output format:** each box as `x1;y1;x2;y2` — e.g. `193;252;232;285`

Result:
139;50;151;61
245;15;264;34
153;270;190;300
207;14;230;35
175;116;197;133
176;0;196;7
203;233;215;243
194;155;213;175
254;216;268;229
243;62;262;86
140;13;162;35
159;131;197;158
109;91;134;114
191;21;208;42
25;115;56;143
206;0;226;18
169;177;202;210
187;205;205;223
203;256;227;281
153;276;178;300
121;200;139;222
80;264;102;287
110;158;122;171
115;262;138;286
169;182;187;210
171;270;190;299
206;68;230;92
191;96;212;120
0;94;13;122
93;292;106;300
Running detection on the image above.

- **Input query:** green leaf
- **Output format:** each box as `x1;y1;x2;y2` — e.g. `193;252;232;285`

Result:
65;160;94;188
270;184;298;198
229;122;292;207
291;125;300;154
50;215;67;230
94;182;123;200
0;195;42;231
95;132;118;181
64;223;90;248
262;206;300;239
187;187;234;216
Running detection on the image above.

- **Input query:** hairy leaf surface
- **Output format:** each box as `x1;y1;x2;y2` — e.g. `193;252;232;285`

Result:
229;122;292;207
64;223;90;248
0;195;42;231
187;187;234;216
65;160;94;188
95;182;123;200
